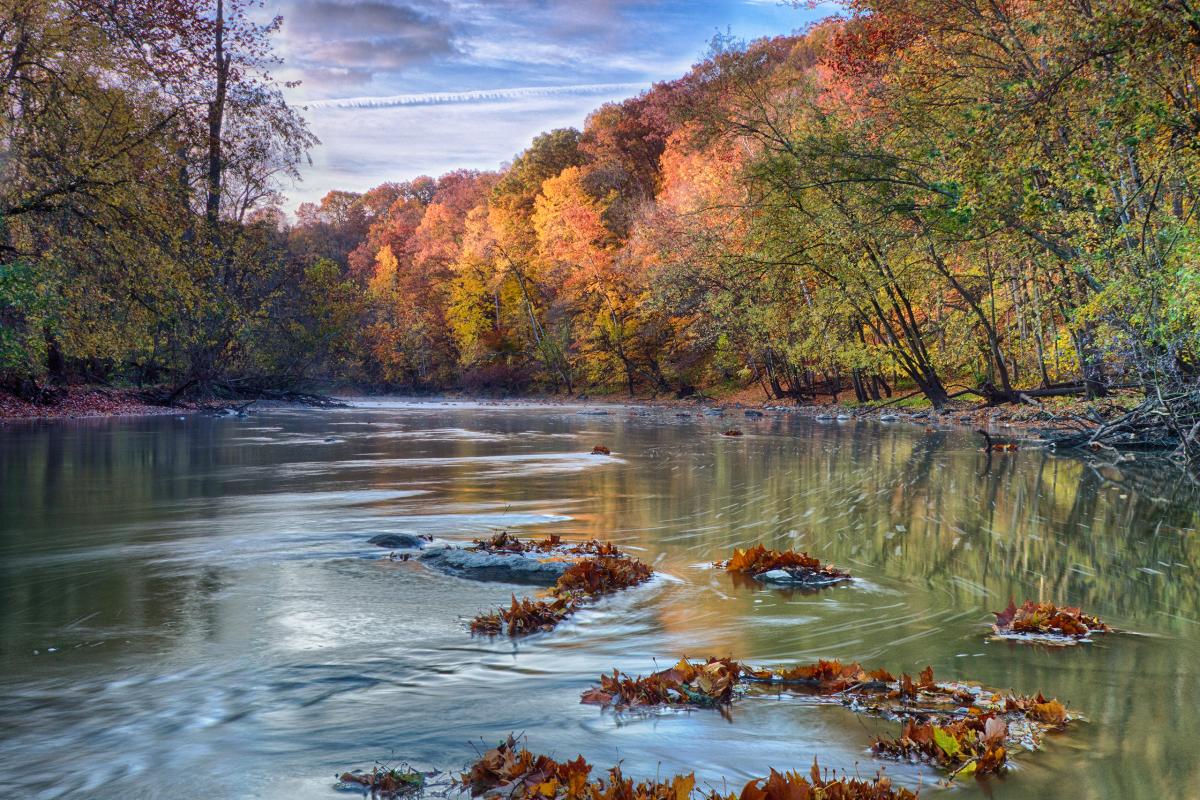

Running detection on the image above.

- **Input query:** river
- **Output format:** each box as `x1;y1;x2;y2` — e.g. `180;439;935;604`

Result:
1;400;1197;799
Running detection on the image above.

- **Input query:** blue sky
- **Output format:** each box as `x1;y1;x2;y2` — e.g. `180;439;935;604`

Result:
272;0;832;208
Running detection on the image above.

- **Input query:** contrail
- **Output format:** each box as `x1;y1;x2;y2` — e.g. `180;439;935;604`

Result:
303;82;647;110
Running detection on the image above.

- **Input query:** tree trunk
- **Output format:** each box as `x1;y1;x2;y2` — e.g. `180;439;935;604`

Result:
205;0;230;227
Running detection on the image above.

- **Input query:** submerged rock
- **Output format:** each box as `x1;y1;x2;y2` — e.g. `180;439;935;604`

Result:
756;568;851;588
368;533;427;549
418;546;574;585
744;409;765;418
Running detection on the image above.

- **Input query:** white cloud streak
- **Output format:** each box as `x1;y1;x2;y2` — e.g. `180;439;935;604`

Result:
302;82;647;109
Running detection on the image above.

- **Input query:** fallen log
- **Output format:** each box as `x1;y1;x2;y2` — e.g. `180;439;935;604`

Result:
1039;388;1200;460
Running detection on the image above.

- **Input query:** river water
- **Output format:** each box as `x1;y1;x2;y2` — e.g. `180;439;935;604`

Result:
0;400;1197;799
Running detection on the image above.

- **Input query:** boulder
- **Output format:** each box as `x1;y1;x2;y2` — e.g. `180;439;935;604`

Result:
418;546;574;585
368;533;426;549
755;569;850;589
757;569;794;583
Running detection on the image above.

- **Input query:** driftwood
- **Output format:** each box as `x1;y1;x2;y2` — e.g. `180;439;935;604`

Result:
976;429;1017;451
1040;388;1200;462
142;380;345;409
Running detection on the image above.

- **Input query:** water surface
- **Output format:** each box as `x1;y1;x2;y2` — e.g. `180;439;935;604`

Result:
1;401;1197;799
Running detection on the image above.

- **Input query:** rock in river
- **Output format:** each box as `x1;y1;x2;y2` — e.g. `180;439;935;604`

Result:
368;533;427;549
756;568;851;588
418;546;574;585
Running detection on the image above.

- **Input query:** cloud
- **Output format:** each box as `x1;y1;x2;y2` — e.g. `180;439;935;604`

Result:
271;0;828;207
284;83;646;207
303;83;646;109
281;0;458;86
286;0;452;38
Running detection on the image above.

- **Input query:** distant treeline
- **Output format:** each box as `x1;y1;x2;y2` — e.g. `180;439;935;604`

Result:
4;1;1200;411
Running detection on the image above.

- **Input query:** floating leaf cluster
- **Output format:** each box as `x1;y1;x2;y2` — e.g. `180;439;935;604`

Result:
741;659;897;694
743;661;1070;728
576;657;1072;777
338;766;424;798
733;765;918;800
1002;693;1070;727
471;553;653;636
553;556;652;596
470;532;623;558
717;545;851;585
992;600;1109;642
721;429;743;437
580;657;742;708
471;595;578;636
462;736;918;800
873;715;1009;778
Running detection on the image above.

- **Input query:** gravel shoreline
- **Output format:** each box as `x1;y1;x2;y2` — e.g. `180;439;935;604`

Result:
0;387;1087;441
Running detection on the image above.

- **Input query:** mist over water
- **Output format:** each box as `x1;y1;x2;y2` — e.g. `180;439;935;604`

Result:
1;401;1197;799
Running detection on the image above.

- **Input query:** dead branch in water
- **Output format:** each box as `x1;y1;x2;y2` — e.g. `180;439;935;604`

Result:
1040;388;1200;462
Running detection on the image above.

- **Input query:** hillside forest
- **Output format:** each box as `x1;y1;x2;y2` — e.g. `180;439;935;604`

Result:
4;1;1200;430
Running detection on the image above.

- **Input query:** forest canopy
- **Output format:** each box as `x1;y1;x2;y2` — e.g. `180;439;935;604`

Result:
4;0;1200;423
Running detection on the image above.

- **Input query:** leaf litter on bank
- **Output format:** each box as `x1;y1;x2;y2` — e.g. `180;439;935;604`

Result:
716;545;851;588
470;551;653;636
462;735;919;800
990;599;1110;645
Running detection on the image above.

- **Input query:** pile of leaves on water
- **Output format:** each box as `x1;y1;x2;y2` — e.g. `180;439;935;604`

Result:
721;429;743;437
751;661;1073;774
991;600;1110;643
470;532;623;558
591;445;611;455
716;545;851;585
873;715;1008;778
470;555;653;636
576;657;1073;772
552;556;652;595
740;659;896;694
338;765;424;798
578;658;1072;730
471;595;578;636
580;657;741;708
462;736;918;800
731;765;918;800
743;661;1070;725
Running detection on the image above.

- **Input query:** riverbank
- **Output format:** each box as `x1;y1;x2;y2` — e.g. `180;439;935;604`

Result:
0;386;265;423
0;387;187;422
1;383;1127;444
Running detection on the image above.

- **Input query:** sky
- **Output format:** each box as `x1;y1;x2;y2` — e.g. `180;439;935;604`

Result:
271;0;833;209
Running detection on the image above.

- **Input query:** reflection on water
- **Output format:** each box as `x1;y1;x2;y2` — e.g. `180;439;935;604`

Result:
0;402;1197;799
